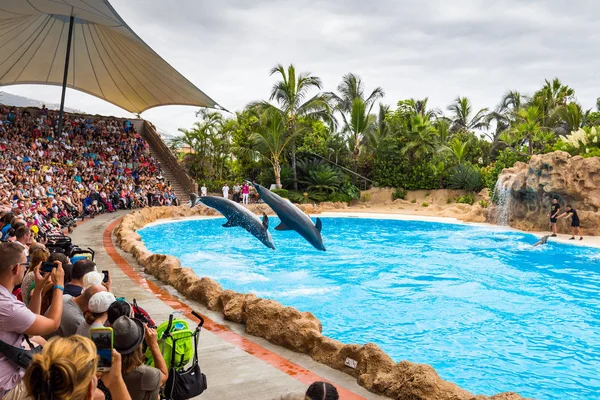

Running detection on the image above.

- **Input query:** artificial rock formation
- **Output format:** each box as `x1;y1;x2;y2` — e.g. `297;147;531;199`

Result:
491;151;600;234
116;204;525;400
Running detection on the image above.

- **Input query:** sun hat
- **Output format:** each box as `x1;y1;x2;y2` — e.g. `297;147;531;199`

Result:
83;271;104;288
112;316;145;355
88;292;116;313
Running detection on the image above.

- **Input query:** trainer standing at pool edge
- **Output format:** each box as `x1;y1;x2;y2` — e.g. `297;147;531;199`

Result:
548;198;560;237
558;204;583;241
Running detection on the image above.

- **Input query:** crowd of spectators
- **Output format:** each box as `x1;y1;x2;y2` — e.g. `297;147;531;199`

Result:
0;238;166;400
0;105;339;399
0;105;179;240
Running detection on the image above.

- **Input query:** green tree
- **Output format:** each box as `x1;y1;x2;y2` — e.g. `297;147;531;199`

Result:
446;96;489;133
401;114;439;161
443;137;469;164
241;107;303;189
341;98;377;174
501;105;548;156
250;64;331;190
330;73;384;114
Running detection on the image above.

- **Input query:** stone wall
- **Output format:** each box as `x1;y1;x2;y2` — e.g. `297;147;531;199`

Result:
115;205;525;400
490;151;600;235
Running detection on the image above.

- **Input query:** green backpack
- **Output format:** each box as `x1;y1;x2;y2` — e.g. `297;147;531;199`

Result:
145;318;195;370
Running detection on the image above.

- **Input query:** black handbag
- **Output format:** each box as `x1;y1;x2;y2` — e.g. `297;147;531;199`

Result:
0;336;42;369
163;330;207;400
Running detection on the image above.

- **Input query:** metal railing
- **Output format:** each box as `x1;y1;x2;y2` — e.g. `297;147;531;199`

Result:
139;120;198;195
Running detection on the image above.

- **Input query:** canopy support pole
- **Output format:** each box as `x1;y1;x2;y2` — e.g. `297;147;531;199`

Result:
57;15;75;137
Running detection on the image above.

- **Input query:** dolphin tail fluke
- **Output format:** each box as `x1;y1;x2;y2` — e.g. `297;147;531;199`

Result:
315;217;322;232
262;213;269;229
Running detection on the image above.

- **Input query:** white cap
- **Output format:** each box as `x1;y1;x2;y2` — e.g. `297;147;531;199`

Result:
83;271;104;288
88;292;116;313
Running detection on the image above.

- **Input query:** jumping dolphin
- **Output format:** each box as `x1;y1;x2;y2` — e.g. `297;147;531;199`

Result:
533;235;550;248
191;194;275;250
251;183;326;251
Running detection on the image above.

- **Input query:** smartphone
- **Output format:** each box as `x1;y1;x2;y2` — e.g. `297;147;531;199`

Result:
102;270;109;283
41;262;56;273
90;327;113;372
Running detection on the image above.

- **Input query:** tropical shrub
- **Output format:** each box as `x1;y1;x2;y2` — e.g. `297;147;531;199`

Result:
362;193;371;202
392;188;407;200
300;165;344;193
422;202;429;207
271;189;289;198
554;127;600;156
448;164;484;192
456;194;475;205
479;200;489;208
288;190;328;204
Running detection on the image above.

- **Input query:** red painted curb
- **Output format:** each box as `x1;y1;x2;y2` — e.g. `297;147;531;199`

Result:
103;217;366;400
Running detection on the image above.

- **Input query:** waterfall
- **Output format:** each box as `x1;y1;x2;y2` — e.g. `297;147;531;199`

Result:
494;179;512;226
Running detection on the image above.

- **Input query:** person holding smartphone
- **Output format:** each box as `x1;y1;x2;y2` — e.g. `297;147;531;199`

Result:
113;316;168;400
0;243;64;397
21;335;131;400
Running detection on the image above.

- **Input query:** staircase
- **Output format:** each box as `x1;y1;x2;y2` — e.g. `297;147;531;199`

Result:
134;120;197;202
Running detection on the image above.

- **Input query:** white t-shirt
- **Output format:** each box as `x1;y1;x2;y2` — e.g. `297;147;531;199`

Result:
222;186;229;198
200;186;207;196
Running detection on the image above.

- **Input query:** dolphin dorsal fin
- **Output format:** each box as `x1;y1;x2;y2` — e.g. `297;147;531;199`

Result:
275;222;292;231
222;219;238;228
315;217;322;233
262;213;269;229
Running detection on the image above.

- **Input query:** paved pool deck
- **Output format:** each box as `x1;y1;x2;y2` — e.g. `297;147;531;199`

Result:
71;211;386;400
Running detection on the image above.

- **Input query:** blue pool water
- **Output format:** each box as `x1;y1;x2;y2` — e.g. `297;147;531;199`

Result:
139;217;600;399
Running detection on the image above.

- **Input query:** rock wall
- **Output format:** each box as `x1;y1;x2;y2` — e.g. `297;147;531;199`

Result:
115;205;525;400
490;151;600;235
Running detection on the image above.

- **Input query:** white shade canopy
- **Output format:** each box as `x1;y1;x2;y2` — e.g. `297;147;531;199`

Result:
0;0;220;114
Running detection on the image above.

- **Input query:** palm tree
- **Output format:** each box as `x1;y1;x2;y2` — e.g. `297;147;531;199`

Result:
241;107;302;189
365;104;392;154
502;105;546;156
447;96;489;133
443;138;469;164
532;78;575;127
250;64;331;190
401;114;439;161
341;98;377;174
412;97;441;120
552;102;584;134
434;118;452;146
330;73;384;114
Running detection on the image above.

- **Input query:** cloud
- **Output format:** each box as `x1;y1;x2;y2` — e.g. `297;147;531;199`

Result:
4;0;599;136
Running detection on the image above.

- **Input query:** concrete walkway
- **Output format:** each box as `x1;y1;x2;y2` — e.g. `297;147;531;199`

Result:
71;211;386;400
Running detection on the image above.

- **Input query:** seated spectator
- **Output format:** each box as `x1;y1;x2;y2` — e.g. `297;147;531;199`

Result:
51;284;106;338
0;243;64;396
13;226;32;257
21;335;131;400
76;291;116;338
0;213;13;241
64;259;96;297
113;316;168;400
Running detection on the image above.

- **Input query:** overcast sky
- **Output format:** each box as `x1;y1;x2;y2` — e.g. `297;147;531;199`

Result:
4;0;599;136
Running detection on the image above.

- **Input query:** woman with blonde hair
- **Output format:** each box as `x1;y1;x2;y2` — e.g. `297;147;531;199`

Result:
19;335;131;400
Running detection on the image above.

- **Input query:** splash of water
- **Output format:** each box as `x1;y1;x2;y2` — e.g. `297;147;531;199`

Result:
494;180;512;226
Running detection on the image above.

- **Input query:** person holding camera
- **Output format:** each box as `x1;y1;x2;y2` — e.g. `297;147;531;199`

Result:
0;243;64;397
113;316;168;400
